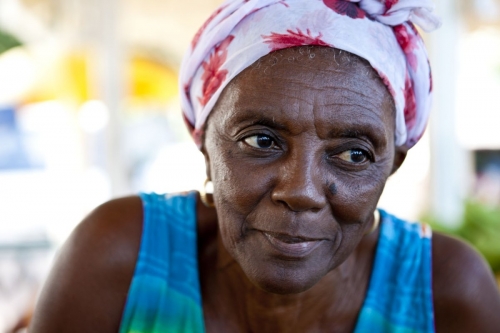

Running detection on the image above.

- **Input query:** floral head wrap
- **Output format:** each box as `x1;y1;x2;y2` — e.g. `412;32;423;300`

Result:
180;0;441;148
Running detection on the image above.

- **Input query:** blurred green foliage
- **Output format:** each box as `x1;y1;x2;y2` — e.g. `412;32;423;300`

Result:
423;201;500;273
0;29;22;54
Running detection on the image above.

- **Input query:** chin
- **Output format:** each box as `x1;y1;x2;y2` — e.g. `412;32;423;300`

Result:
241;261;328;295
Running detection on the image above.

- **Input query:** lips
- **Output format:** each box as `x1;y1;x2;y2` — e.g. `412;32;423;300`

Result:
262;231;323;258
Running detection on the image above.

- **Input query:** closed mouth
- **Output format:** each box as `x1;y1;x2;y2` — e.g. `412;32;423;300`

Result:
263;231;322;243
261;231;323;257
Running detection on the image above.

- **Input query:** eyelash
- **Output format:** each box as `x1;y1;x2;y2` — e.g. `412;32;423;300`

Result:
334;149;372;164
243;134;279;150
241;134;373;165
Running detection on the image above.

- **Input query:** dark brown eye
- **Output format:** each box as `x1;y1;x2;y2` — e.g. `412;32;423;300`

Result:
337;149;369;163
244;134;276;149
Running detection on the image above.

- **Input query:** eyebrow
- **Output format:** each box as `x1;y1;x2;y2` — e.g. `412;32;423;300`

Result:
328;125;387;147
250;115;288;130
334;128;366;139
227;111;289;133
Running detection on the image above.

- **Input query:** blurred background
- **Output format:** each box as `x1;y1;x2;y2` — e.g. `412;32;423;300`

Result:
0;0;499;331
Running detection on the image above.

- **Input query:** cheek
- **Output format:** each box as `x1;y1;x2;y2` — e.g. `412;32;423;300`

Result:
208;147;274;250
211;147;274;212
329;167;389;224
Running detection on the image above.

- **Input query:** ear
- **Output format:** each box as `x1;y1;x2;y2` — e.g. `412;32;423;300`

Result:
391;145;408;175
201;146;211;181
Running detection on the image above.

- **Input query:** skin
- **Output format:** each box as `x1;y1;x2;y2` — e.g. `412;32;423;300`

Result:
30;47;500;332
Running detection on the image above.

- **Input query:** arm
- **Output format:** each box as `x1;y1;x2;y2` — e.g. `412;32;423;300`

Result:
29;196;143;333
433;232;500;332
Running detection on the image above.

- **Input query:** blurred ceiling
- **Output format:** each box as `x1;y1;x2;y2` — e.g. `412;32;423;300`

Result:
123;0;225;62
3;0;500;64
11;0;225;65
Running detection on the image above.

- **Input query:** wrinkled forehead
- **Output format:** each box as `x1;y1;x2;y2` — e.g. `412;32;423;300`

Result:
208;46;396;137
246;46;391;99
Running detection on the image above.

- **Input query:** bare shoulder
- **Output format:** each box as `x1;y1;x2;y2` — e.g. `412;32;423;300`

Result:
432;232;500;332
30;196;143;333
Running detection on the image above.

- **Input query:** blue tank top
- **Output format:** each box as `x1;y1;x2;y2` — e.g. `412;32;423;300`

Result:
120;192;435;333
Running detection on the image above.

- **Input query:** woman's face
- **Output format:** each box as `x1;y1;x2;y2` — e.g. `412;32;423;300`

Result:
203;47;398;294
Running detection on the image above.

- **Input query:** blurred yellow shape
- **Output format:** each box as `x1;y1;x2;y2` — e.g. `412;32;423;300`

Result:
129;56;178;104
24;50;89;105
24;50;178;107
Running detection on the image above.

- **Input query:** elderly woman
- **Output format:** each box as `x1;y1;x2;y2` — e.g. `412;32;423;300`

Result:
31;0;500;332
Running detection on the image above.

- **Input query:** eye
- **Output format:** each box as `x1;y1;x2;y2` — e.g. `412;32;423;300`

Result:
244;134;277;149
336;149;370;164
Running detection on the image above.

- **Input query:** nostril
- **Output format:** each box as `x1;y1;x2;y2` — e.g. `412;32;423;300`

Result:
271;189;326;213
309;207;322;214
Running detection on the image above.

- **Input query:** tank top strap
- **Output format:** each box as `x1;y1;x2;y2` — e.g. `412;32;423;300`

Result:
354;209;435;333
119;192;205;333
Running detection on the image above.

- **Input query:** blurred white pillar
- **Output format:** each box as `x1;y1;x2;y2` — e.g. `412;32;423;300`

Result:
428;0;469;227
88;0;130;196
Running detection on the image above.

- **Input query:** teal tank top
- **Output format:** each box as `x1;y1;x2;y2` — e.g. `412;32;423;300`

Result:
120;192;435;333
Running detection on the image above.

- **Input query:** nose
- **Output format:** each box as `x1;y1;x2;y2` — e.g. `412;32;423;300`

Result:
271;150;328;213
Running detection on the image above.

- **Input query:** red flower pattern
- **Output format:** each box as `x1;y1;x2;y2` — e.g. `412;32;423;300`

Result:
403;72;417;129
384;0;399;11
192;5;228;50
262;29;332;52
323;0;365;19
394;24;419;71
198;35;235;107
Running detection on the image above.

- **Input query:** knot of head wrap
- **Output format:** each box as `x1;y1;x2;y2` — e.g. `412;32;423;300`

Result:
180;0;441;148
358;0;441;32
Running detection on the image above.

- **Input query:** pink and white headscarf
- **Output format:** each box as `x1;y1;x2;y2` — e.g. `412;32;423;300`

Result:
180;0;441;148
